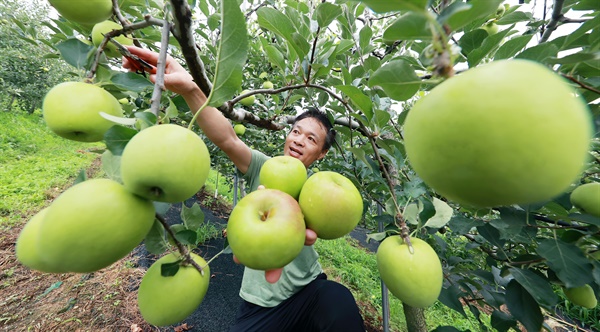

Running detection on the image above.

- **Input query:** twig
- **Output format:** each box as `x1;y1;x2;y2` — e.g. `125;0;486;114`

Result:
155;213;205;276
149;8;172;118
561;74;600;95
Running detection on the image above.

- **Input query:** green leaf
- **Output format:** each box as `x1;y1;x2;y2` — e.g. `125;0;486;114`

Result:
257;7;306;61
110;72;154;93
359;25;373;50
424;198;453;229
99;112;137;126
368;60;421;101
335;85;373;120
490;207;528;241
207;0;248;107
467;25;514;67
181;203;206;229
383;12;431;42
55;38;94;69
438;284;468;317
546;51;600;65
348;147;372;171
496;11;532;25
505;280;544;332
515;42;559;62
101;150;121;183
144;220;168;255
160;260;181;277
446;0;504;31
509;267;559;307
264;45;286;70
403;202;422;225
348;0;428;13
174;229;198;245
563;13;600;49
448;215;485;235
459;29;488;55
537;238;594;288
315;2;342;28
494;35;533;60
366;231;387;242
104;125;137;156
490;310;518;332
566;213;600;226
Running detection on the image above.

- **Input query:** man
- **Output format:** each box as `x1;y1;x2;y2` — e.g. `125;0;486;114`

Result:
123;46;365;332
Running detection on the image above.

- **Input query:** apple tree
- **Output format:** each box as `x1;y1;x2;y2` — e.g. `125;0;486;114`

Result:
17;0;600;330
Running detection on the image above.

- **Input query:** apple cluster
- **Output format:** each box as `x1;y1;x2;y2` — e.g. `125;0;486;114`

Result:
227;156;364;271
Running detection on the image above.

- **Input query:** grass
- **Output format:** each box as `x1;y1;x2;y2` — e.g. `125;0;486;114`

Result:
0;110;102;225
314;237;493;331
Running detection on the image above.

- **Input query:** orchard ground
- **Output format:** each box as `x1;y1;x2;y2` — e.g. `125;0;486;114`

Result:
0;158;383;332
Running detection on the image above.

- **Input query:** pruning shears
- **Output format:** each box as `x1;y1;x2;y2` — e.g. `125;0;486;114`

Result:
109;38;154;77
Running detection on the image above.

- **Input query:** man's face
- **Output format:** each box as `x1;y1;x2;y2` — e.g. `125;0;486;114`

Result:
283;117;328;168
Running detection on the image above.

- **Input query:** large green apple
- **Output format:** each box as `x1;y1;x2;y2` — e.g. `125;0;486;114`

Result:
227;189;306;270
48;0;113;26
564;285;598;309
404;59;592;207
91;20;134;58
259;156;307;200
120;124;211;203
37;179;155;273
298;171;363;239
138;253;210;326
570;182;600;217
42;81;123;142
377;236;443;308
239;90;255;106
234;124;246;136
16;208;67;273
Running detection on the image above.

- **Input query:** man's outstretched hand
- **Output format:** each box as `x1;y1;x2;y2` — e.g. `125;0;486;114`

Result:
121;45;199;98
233;228;317;284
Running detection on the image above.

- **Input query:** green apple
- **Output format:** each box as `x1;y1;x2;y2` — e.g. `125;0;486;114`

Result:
404;59;593;207
377;236;443;308
259;72;268;79
120;124;211;203
259;156;307;200
570;182;600;217
42;81;123;142
118;98;129;105
227;189;306;270
49;0;113;25
239;89;255;106
298;171;363;239
138;253;210;326
36;179;155;273
16;208;67;273
234;124;246;136
564;285;598;309
262;81;274;89
481;22;499;35
91;20;134;58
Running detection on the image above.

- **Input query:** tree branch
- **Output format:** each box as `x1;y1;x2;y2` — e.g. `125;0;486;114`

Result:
540;0;566;43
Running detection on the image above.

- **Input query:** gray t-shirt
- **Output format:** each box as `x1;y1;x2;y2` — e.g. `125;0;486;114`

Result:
237;149;323;307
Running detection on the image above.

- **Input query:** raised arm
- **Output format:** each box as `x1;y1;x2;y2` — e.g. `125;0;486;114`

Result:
123;46;252;173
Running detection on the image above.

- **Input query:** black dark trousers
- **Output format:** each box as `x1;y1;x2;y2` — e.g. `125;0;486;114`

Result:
229;273;366;332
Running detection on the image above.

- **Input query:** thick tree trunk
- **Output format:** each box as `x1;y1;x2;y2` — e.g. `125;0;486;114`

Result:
403;304;427;332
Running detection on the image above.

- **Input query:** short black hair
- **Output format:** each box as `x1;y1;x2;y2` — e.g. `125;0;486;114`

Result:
293;107;336;151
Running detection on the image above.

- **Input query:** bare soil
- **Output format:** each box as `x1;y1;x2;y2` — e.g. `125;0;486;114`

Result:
0;184;383;332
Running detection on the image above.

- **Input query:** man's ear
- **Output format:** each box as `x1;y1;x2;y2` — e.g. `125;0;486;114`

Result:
317;149;328;161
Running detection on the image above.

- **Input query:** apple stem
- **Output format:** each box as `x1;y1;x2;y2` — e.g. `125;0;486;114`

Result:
260;210;269;221
203;248;227;268
399;216;414;254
